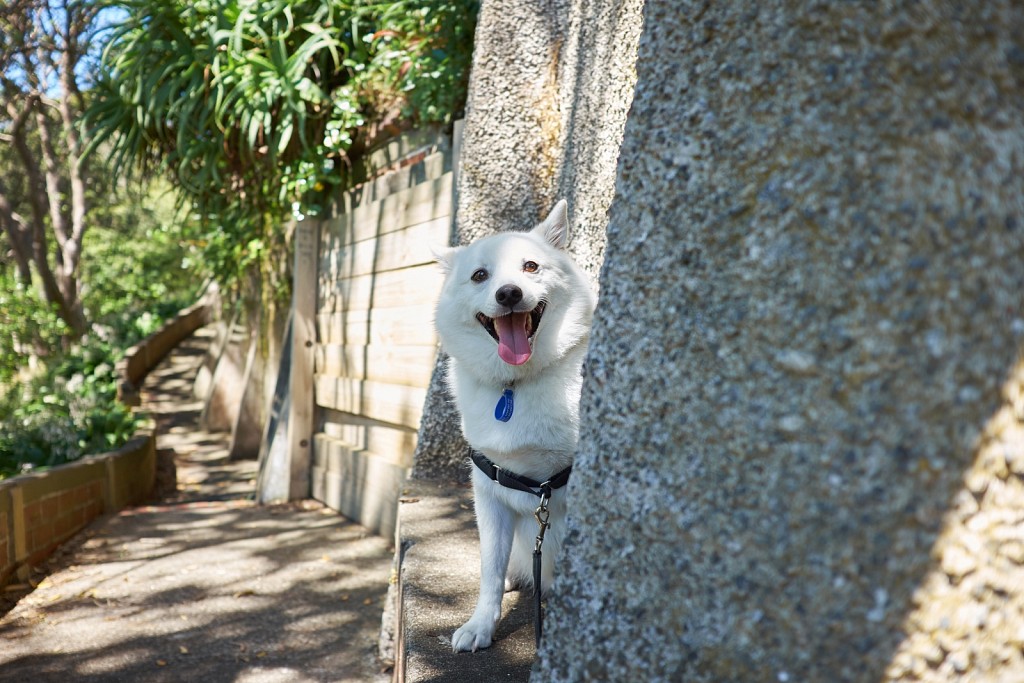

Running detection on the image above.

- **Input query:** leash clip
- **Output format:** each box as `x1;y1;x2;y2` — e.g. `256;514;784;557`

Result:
533;490;551;553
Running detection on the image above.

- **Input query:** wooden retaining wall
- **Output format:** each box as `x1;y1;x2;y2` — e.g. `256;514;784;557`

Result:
305;128;456;538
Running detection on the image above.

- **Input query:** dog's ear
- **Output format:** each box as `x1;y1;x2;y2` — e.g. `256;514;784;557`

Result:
533;199;570;249
432;245;461;274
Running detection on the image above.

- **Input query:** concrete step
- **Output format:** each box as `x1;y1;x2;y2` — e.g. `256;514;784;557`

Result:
391;479;534;682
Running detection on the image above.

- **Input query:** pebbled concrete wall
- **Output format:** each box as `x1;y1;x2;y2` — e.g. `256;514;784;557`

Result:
535;2;1024;682
454;0;569;244
411;0;644;480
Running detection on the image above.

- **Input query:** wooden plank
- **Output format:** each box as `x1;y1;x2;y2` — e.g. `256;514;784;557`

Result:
10;487;27;581
320;413;418;466
320;173;453;249
315;343;438;388
314;375;426;429
331;127;446;204
287;218;319;500
318;263;444;314
311;434;411;538
365;127;445;171
255;312;293;504
314;424;414;470
346;151;452;210
316;304;438;348
320;215;451;281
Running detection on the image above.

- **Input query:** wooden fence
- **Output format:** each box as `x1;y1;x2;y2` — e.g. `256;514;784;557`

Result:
288;127;457;538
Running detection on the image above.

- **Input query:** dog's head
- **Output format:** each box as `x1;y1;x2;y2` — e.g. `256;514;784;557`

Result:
434;200;595;380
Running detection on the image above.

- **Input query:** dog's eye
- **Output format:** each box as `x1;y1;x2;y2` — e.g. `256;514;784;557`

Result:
523;261;539;273
471;268;489;283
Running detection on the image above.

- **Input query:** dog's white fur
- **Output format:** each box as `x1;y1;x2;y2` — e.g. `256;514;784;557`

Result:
434;200;596;652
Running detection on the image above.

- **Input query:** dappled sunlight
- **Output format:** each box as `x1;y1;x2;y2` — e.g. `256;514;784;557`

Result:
0;501;393;681
886;356;1024;680
0;324;393;682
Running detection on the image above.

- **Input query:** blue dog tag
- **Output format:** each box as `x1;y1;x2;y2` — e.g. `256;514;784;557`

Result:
494;388;514;422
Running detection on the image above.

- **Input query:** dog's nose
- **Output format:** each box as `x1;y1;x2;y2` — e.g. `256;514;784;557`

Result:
494;284;523;308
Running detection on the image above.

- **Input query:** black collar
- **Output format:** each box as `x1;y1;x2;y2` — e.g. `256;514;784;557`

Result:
470;451;572;498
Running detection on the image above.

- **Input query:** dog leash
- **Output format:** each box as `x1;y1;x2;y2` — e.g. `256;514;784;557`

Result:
470;451;572;647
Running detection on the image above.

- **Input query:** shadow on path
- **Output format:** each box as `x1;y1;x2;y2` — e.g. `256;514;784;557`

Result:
0;326;394;683
142;327;256;504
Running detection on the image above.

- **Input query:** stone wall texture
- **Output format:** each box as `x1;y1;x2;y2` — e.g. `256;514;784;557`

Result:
534;2;1024;682
412;0;644;479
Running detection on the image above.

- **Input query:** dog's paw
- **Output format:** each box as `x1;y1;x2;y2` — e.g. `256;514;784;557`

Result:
451;617;495;653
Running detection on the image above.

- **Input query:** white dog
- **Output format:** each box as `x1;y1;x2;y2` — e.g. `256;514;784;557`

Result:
434;200;596;652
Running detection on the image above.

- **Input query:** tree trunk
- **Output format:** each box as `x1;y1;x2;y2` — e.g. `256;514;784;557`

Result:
0;6;91;338
7;100;87;336
0;186;34;284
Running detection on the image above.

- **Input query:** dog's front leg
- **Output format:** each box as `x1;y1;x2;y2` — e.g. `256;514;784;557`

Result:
452;483;513;652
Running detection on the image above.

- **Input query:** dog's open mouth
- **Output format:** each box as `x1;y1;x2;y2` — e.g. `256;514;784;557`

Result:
476;302;546;366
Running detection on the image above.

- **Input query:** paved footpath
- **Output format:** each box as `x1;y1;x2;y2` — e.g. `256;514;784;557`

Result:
0;328;393;683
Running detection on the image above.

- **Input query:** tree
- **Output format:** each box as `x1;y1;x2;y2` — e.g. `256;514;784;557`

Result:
0;0;102;337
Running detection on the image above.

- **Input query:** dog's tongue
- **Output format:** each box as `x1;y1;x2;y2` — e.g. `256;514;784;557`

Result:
494;312;532;365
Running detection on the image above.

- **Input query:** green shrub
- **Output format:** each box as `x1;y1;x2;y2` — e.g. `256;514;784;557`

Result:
0;182;196;480
0;336;138;478
87;0;479;290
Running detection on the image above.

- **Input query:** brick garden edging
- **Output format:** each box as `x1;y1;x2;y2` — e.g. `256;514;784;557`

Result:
0;431;155;585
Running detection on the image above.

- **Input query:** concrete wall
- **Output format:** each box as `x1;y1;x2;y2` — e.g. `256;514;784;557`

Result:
535;2;1024;681
411;0;645;481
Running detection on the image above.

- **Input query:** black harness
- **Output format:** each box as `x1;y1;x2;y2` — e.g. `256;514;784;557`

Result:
470;451;572;647
470;451;572;499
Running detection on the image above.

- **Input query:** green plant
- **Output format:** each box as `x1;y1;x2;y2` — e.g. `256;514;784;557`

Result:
1;0;480;479
0;0;105;337
0;174;197;480
0;271;70;387
82;179;202;343
0;335;138;479
362;0;477;124
86;0;478;291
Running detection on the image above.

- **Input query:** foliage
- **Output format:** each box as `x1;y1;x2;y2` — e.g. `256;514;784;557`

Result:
366;0;476;124
0;272;69;387
0;0;478;478
0;178;198;479
86;0;478;289
0;336;138;479
0;0;104;335
81;179;203;334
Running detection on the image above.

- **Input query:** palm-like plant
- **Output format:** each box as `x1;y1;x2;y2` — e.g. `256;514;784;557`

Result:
86;0;477;286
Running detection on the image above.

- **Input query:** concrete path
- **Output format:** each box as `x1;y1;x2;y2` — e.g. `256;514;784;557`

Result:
0;328;393;682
